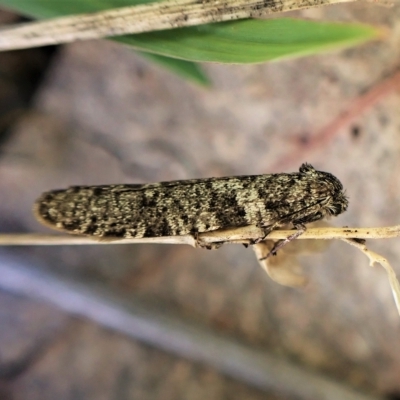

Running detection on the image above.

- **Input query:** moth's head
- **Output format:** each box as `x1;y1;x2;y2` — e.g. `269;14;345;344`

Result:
325;186;348;217
299;163;348;217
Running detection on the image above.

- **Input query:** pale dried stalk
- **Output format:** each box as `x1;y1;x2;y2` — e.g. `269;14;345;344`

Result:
342;238;400;316
1;224;400;246
0;0;358;52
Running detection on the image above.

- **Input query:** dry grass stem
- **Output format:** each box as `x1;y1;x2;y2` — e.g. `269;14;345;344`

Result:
1;224;400;246
342;238;400;316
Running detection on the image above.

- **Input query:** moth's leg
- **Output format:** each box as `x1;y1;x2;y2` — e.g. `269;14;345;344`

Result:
258;223;306;261
196;240;224;250
249;227;273;245
193;232;224;250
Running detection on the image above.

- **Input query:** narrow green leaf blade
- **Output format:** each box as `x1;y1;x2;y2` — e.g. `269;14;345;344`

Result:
116;18;380;64
138;52;211;85
0;0;153;18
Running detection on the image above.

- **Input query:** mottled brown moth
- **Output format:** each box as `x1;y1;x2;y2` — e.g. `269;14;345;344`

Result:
34;164;348;248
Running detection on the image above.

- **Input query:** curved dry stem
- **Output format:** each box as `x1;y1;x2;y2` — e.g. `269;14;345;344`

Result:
342;238;400;316
0;224;400;246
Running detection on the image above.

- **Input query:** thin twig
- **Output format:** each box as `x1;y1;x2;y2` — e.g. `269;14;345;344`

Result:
342;238;400;316
1;224;400;246
0;0;360;52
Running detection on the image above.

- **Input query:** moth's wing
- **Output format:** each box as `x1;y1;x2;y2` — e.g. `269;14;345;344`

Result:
76;175;257;193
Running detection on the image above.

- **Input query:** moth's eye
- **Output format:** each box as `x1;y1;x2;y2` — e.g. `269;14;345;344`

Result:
329;202;344;215
329;207;338;215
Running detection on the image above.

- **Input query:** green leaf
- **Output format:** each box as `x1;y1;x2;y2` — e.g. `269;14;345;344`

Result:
117;19;379;64
0;0;153;18
138;52;211;86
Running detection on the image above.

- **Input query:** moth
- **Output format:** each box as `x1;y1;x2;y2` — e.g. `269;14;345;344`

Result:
34;163;348;250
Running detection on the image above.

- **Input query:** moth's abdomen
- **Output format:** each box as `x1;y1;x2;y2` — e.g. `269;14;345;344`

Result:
34;182;255;238
34;187;141;238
